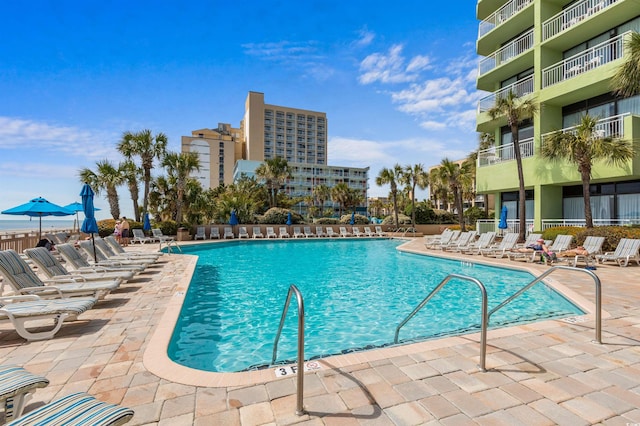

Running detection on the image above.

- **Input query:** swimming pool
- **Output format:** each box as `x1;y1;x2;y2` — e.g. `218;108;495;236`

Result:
168;239;583;372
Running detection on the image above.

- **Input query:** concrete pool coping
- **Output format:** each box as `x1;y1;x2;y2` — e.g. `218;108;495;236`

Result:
143;238;606;387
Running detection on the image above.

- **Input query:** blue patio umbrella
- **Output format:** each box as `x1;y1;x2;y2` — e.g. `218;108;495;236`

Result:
1;197;74;240
498;205;509;230
80;184;99;262
143;212;151;232
350;211;355;225
64;201;100;232
229;210;239;226
286;212;292;226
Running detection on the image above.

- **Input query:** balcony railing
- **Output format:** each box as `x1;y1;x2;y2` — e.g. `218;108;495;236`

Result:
479;29;534;76
542;0;618;41
541;114;627;145
542;32;626;88
478;75;534;113
478;137;534;167
478;0;534;38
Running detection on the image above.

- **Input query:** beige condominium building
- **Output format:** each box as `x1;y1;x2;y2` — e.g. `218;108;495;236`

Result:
182;91;369;215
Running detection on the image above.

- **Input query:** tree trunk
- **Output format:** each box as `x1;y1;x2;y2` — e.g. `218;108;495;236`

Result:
512;124;527;243
581;170;593;228
454;188;466;232
392;191;399;227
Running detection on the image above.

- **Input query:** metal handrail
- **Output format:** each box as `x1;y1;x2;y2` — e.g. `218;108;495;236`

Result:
489;265;602;343
271;284;305;416
394;274;489;371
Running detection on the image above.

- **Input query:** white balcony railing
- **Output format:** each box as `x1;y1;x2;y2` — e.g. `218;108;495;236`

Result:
540;114;627;145
476;219;534;236
478;0;534;38
479;29;534;76
542;0;618;41
542;32;627;88
478;75;534;113
478;137;534;168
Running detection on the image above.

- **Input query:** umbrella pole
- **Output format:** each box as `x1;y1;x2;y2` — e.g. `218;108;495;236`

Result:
91;234;97;263
39;216;42;241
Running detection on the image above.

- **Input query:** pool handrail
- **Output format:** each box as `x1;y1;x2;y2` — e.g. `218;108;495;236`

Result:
394;274;489;371
489;265;602;343
271;284;305;415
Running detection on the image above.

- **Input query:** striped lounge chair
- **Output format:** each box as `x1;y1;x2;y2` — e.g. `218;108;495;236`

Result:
7;392;133;425
55;244;142;278
0;365;50;422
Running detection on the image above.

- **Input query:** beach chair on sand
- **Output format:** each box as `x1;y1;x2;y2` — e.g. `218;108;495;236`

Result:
480;233;519;258
279;227;290;238
0;365;50;421
252;227;264;238
266;227;277;239
293;227;304;238
315;226;326;237
194;226;206;240
223;227;234;239
238;227;249;239
210;227;220;239
304;226;316;237
557;236;605;267
457;232;496;255
596;238;640;267
375;226;387;237
339;227;352;237
326;227;337;237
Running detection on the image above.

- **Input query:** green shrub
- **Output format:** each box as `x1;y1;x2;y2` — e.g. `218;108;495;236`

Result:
97;219;142;237
339;214;369;224
464;206;489;226
381;214;412;226
157;220;179;236
315;217;340;224
259;207;303;224
573;226;640;252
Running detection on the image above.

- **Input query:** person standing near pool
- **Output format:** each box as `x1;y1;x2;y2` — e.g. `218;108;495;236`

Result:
120;217;130;246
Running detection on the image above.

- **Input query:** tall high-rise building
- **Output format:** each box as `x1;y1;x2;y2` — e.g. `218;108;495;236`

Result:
475;0;640;230
182;92;369;214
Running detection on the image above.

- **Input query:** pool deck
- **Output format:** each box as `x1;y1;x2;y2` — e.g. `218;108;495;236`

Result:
1;237;639;425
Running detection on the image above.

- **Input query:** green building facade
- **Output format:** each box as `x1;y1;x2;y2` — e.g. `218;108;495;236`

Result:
475;0;640;231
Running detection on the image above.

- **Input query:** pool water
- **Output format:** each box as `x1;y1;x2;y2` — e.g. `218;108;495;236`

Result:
168;239;583;372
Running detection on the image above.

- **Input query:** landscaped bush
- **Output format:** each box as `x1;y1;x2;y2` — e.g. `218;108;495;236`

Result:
339;214;369;224
97;218;142;237
258;207;303;224
572;226;640;252
315;217;340;224
157;220;179;236
381;214;412;226
464;206;489;227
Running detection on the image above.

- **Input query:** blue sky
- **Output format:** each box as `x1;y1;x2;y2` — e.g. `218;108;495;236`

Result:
0;0;482;221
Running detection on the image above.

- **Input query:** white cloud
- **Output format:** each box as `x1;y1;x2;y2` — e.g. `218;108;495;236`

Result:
0;161;78;179
358;44;431;85
354;28;375;47
406;55;431;73
420;120;447;131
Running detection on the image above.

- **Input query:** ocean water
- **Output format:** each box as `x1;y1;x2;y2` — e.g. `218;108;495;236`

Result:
0;219;77;233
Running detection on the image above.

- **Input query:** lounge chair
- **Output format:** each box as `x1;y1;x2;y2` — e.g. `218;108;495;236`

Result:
425;230;460;250
339;227;352;237
0;295;96;341
131;229;155;244
56;244;142;278
25;247;134;284
266;227;277;239
0;365;49;421
252;227;264;238
351;227;364;237
210;227;220;239
375;226;387;237
104;236;162;261
596;238;640;267
315;226;326;237
424;229;451;245
238;226;249;239
480;232;519;258
513;233;542;250
557;236;605;267
94;239;157;264
441;231;474;251
194;226;206;240
223;227;234;239
458;232;496;255
304;226;316;237
508;234;573;263
77;241;146;272
325;227;337;237
152;228;174;242
7;392;133;425
0;250;120;300
363;226;375;237
279;227;290;238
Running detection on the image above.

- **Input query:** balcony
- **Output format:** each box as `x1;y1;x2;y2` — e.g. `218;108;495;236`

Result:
477;137;534;168
540;114;627;145
542;32;626;88
478;0;533;38
542;0;619;41
477;75;534;113
478;29;534;77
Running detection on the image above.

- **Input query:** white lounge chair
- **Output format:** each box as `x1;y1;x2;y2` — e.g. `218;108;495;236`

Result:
0;250;120;300
131;229;155;244
223;227;234;239
194;226;206;240
458;232;496;255
104;236;162;261
266;227;277;239
363;226;375;237
94;239;156;265
77;241;147;272
0;365;50;421
210;227;220;239
238;226;249;239
339;227;352;237
426;230;460;250
304;226;316;237
508;234;573;263
55;244;142;278
352;227;364;237
480;233;519;258
596;238;640;267
279;227;290;238
375;226;387;237
252;227;264;238
152;228;174;242
315;226;326;237
441;231;474;251
558;236;605;267
292;226;305;238
325;227;337;237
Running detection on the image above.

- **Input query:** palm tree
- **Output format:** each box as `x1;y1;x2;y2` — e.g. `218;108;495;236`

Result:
468;133;495;214
162;151;201;224
255;158;292;208
541;114;634;228
313;184;331;216
402;164;429;229
369;198;385;219
118;129;168;216
487;91;538;242
79;160;124;220
428;172;448;211
376;164;403;227
149;175;175;222
120;160;142;222
612;31;640;97
434;159;473;231
330;182;350;217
